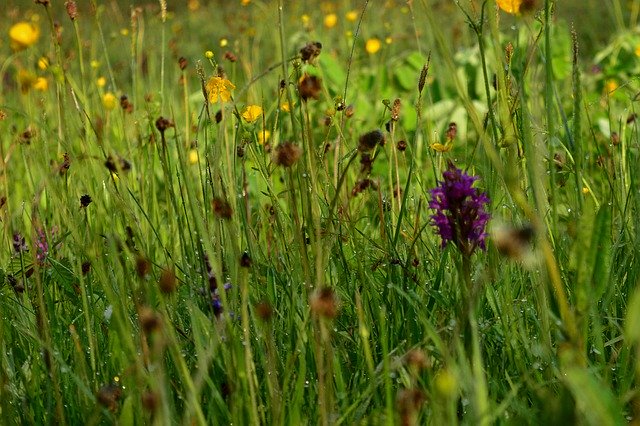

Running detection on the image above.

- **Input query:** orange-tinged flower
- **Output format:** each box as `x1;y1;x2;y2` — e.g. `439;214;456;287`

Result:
241;0;251;5
497;0;522;14
365;38;382;54
206;76;235;103
605;79;618;94
9;22;40;51
324;13;338;29
242;105;263;122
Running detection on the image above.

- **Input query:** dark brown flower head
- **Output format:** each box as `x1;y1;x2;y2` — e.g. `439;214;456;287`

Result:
445;122;457;142
13;232;28;253
224;51;237;62
397;140;407;152
345;104;355;118
298;73;322;101
135;256;151;278
215;110;223;123
359;153;373;175
300;41;322;63
405;349;430;371
255;301;274;322
81;261;91;275
8;274;25;294
20;127;34;144
611;131;620;146
105;155;131;174
178;56;187;70
65;1;78;20
274;141;302;167
627;113;637;124
120;95;133;113
351;178;377;196
310;287;339;319
59;153;71;176
240;252;252;268
358;129;385;152
212;197;233;219
138;306;161;334
158;268;177;294
155;116;174;133
80;194;92;208
35;0;50;6
97;384;122;412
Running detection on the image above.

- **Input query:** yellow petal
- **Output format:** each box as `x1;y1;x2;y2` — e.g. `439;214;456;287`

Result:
497;0;522;14
242;105;263;122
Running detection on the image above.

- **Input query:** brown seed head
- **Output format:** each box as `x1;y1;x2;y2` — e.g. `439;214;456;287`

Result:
396;388;425;426
391;98;401;122
273;142;302;167
155;116;174;133
358;129;385;152
158;268;177;294
80;194;92;208
445;122;457;142
255;301;274;322
59;152;71;176
405;349;430;371
97;384;122;412
139;306;161;334
81;261;91;275
300;41;322;63
493;224;534;260
298;73;322;101
611;131;620;146
65;1;78;20
135;256;152;278
178;56;187;70
212;197;233;219
224;51;237;62
397;140;407;152
310;287;339;319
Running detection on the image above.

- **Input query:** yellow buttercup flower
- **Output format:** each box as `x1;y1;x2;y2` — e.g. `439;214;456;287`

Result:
188;149;199;164
33;77;48;91
324;13;338;29
37;57;49;70
206;76;235;103
220;38;228;47
241;0;251;5
188;0;200;11
205;50;214;59
9;22;40;51
430;142;452;153
102;92;117;110
242;105;263;122
280;102;292;112
346;10;358;22
365;38;382;54
97;76;107;88
497;0;522;14
257;129;271;145
635;44;640;57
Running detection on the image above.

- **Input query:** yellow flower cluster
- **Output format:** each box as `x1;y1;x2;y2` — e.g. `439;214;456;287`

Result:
206;76;235;103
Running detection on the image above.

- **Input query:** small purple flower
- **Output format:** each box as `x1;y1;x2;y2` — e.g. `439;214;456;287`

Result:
35;228;49;264
429;163;490;255
12;232;28;254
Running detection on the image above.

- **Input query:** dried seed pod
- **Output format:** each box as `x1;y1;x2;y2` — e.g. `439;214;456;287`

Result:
273;142;302;167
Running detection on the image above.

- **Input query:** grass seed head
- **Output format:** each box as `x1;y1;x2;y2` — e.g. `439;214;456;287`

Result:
158;268;177;294
310;287;339;319
298;73;322;101
273;142;302;167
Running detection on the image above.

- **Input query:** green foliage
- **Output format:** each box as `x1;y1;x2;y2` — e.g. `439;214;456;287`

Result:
0;0;639;424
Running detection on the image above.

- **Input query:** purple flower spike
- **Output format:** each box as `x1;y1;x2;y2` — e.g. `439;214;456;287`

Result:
429;163;490;255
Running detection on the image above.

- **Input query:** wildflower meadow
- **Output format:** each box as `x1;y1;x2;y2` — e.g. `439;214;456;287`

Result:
1;0;640;424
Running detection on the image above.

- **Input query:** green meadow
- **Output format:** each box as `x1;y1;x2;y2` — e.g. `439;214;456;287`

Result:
1;0;640;424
